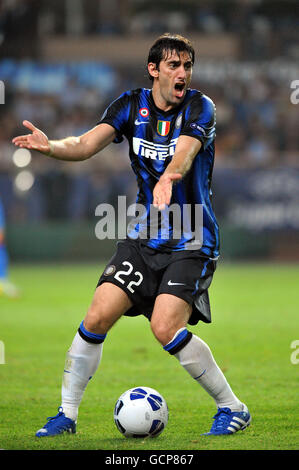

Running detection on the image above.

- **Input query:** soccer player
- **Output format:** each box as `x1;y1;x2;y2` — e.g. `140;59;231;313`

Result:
12;33;251;436
0;198;19;298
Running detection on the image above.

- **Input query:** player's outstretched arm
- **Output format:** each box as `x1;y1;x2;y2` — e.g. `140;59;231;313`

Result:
12;120;51;154
153;135;202;210
12;121;116;161
153;173;182;210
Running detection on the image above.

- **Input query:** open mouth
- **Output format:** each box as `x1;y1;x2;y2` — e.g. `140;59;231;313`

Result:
174;83;185;98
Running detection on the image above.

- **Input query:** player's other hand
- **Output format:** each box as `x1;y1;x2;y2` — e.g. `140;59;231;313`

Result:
12;120;50;154
153;173;182;210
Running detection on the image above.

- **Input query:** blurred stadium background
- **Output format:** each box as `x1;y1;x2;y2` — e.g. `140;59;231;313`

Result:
0;0;298;263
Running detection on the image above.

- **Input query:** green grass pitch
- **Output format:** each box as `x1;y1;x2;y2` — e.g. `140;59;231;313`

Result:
0;262;298;451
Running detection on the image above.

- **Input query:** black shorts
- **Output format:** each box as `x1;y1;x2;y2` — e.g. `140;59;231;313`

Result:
97;239;217;325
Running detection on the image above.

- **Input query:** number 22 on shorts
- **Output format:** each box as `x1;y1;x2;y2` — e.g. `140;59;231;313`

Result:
114;261;143;293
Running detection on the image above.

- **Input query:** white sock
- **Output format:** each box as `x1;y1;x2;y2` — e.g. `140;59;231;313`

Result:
61;332;103;421
174;333;243;411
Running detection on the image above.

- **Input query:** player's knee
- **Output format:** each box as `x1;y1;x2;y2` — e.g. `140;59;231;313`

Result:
84;306;112;335
151;318;186;347
151;319;172;345
151;317;193;353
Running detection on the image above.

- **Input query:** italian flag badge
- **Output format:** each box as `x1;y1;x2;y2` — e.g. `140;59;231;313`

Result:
157;120;171;136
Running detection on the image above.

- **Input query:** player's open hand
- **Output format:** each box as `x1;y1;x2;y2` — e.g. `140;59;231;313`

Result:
12;120;50;154
153;173;182;210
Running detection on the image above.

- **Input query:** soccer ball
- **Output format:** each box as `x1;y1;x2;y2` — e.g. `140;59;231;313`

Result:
114;386;168;438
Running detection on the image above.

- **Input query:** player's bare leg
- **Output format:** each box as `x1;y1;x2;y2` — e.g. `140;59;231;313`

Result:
151;293;251;435
36;283;132;437
150;293;191;346
84;282;133;334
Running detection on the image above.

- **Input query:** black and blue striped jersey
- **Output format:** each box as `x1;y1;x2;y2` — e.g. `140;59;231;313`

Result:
99;87;219;258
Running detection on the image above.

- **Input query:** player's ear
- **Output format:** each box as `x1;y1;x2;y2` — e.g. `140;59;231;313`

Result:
148;62;159;80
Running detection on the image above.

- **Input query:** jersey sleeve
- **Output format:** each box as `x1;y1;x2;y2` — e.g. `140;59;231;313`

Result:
180;94;216;150
97;91;131;144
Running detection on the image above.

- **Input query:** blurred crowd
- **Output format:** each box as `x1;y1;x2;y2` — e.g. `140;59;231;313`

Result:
0;1;298;61
0;58;297;223
0;0;298;223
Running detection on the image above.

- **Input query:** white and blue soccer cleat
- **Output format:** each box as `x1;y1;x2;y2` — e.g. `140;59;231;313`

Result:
35;407;76;437
203;404;251;436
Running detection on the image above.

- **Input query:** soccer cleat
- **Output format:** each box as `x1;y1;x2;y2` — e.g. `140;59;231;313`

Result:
203;404;251;436
0;280;20;298
35;407;76;437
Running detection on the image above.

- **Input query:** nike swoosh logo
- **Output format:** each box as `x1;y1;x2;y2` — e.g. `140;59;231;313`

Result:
134;119;148;125
194;369;206;380
167;280;185;286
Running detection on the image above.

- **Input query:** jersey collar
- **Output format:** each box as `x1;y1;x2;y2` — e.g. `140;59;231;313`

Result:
149;90;188;117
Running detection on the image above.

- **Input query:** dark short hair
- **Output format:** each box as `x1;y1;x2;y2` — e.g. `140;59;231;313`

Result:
147;33;195;81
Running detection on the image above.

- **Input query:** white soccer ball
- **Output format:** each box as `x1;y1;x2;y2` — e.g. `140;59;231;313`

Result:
114;386;168;438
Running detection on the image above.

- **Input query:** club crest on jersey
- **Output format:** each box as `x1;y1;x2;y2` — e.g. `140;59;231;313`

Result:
157;120;171;136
